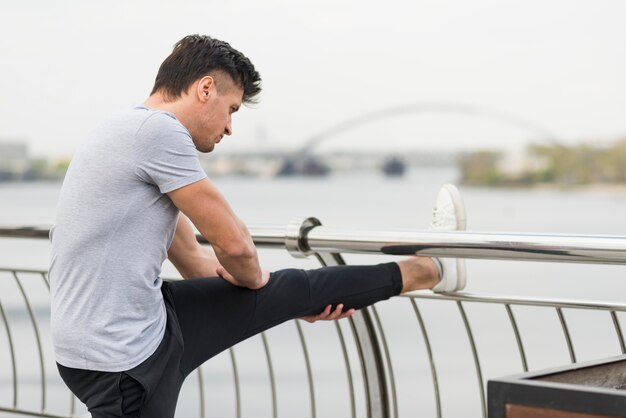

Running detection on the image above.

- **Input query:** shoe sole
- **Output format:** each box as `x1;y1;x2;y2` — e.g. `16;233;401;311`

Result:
442;184;467;290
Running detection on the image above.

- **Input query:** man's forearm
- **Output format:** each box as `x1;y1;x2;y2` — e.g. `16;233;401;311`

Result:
166;180;264;288
212;224;263;288
171;245;221;279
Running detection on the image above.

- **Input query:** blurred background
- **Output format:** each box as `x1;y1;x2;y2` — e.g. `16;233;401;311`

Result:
1;0;625;183
2;2;626;417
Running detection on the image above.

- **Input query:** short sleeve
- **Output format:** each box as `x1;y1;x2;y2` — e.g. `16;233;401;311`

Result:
133;112;208;193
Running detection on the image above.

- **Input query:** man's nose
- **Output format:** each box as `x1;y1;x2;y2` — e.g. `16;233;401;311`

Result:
225;120;232;136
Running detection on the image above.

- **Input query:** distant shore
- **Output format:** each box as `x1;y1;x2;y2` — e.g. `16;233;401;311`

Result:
458;181;626;195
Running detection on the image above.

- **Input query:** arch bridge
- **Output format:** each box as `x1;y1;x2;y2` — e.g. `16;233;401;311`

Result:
277;102;560;176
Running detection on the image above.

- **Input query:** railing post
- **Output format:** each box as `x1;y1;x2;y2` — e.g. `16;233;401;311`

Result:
286;217;391;418
348;309;390;418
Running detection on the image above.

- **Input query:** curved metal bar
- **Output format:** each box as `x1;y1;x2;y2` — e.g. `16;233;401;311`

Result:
228;347;242;418
410;299;441;418
610;311;626;354
0;295;18;408
69;393;75;418
336;290;390;417
197;366;206;418
39;273;66;414
315;253;372;418
347;316;373;417
40;271;58;413
0;405;70;418
260;332;278;418
13;271;46;411
370;306;398;418
457;301;486;418
309;244;390;418
398;292;626;312
504;304;528;372
40;272;50;291
334;321;356;418
295;320;316;418
556;307;577;363
0;266;48;274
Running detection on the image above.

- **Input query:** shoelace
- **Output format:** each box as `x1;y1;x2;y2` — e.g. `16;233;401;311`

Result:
431;206;454;228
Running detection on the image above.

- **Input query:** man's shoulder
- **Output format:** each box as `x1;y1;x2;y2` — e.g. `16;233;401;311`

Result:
125;109;189;146
100;106;180;132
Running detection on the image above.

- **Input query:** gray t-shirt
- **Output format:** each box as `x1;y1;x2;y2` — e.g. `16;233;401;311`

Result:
50;106;207;371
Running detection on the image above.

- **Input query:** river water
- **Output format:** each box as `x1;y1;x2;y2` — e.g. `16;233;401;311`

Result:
1;168;626;417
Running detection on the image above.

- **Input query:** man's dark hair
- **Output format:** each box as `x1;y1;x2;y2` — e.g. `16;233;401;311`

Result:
151;35;261;104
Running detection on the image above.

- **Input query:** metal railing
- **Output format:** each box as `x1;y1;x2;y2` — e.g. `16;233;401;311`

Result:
1;220;626;418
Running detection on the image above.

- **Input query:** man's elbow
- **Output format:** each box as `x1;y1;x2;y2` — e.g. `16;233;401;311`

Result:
219;240;255;259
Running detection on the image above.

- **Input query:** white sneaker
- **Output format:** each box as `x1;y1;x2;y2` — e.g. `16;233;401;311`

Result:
431;184;467;292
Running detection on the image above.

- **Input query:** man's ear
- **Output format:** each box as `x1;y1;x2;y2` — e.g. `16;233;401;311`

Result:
196;76;215;102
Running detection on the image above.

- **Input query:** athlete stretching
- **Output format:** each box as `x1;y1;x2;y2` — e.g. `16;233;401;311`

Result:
49;34;466;417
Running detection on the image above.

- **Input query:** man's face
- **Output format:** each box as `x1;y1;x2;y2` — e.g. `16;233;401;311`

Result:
193;79;243;153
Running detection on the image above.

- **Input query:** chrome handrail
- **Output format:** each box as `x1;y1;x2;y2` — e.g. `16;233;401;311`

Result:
283;226;626;265
2;224;626;265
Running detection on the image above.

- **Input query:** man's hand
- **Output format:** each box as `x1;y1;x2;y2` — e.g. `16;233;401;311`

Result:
217;266;270;290
299;304;356;323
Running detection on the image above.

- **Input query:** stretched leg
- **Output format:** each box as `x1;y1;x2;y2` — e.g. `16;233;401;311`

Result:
167;257;440;376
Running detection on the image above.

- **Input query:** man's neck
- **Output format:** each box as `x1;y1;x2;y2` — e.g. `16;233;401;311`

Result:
144;93;191;129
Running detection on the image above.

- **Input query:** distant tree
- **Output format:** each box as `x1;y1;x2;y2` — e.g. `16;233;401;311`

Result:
461;139;626;187
459;150;502;185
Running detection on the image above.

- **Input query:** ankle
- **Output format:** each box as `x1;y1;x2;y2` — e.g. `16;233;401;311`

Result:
397;257;440;293
431;257;443;279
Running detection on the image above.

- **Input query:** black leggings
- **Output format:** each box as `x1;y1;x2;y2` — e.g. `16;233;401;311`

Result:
57;263;403;418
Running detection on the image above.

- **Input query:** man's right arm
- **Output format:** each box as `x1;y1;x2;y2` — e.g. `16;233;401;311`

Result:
167;178;265;289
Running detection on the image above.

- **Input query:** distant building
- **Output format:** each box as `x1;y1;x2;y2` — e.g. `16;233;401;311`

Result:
497;147;549;179
0;141;30;180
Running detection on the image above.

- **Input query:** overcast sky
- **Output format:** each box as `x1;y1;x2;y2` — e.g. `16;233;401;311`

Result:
1;0;625;158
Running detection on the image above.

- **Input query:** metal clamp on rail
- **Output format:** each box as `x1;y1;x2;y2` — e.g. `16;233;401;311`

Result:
285;217;322;258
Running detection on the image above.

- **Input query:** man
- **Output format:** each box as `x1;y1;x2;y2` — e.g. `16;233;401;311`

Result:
49;34;466;418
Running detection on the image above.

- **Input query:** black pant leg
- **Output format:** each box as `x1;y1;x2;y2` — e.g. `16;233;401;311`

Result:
245;262;402;337
56;364;124;417
168;262;402;376
165;276;258;376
